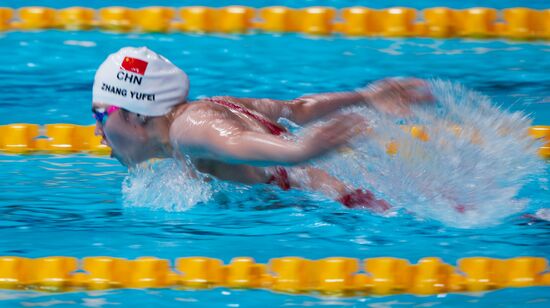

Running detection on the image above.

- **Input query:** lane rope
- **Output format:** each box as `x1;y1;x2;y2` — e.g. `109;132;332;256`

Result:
1;124;548;158
0;6;548;39
0;256;548;295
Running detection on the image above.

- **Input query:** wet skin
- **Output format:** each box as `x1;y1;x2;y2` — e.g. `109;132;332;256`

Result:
93;78;433;212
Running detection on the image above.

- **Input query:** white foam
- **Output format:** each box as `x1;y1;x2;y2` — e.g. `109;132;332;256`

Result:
316;80;545;228
63;40;96;47
122;159;212;211
535;208;550;221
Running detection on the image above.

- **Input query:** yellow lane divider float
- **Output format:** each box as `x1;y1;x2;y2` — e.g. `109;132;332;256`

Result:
0;6;548;39
530;125;550;158
0;124;109;155
0;124;549;159
0;256;548;295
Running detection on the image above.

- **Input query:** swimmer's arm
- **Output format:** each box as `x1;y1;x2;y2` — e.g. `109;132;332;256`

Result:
170;111;362;166
286;92;368;125
289;79;435;122
171;122;313;166
230;78;433;124
188;132;313;166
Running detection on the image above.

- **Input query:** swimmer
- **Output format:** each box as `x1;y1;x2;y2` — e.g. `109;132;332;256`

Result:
92;47;434;213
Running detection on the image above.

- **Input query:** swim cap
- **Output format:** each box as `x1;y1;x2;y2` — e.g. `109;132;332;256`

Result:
92;47;189;116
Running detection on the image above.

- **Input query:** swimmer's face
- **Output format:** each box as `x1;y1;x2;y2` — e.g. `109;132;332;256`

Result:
93;103;153;167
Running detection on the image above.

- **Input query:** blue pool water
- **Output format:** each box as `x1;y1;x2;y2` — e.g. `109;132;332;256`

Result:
1;9;550;308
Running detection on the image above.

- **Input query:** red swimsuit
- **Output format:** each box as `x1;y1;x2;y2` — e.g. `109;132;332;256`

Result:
206;97;390;212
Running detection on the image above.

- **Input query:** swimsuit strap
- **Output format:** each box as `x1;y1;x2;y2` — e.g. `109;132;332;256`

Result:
206;98;287;136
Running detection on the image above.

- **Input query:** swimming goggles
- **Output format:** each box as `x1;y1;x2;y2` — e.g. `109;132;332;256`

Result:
92;105;120;126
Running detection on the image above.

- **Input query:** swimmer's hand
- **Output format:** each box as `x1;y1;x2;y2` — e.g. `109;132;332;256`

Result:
300;114;366;160
359;78;434;117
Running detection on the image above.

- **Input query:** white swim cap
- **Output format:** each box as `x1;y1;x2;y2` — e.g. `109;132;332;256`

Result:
92;47;189;116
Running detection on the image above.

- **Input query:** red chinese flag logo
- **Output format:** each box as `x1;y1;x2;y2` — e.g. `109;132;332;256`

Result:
121;57;148;75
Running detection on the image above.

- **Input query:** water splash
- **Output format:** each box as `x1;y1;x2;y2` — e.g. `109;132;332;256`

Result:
122;159;212;211
120;158;310;212
121;80;544;227
317;80;546;228
534;208;550;221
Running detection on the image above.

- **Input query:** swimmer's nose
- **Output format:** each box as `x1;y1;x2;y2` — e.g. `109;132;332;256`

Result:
94;122;109;146
94;121;103;136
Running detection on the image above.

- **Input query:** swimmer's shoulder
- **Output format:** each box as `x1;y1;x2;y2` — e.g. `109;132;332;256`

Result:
168;103;209;151
168;98;236;146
